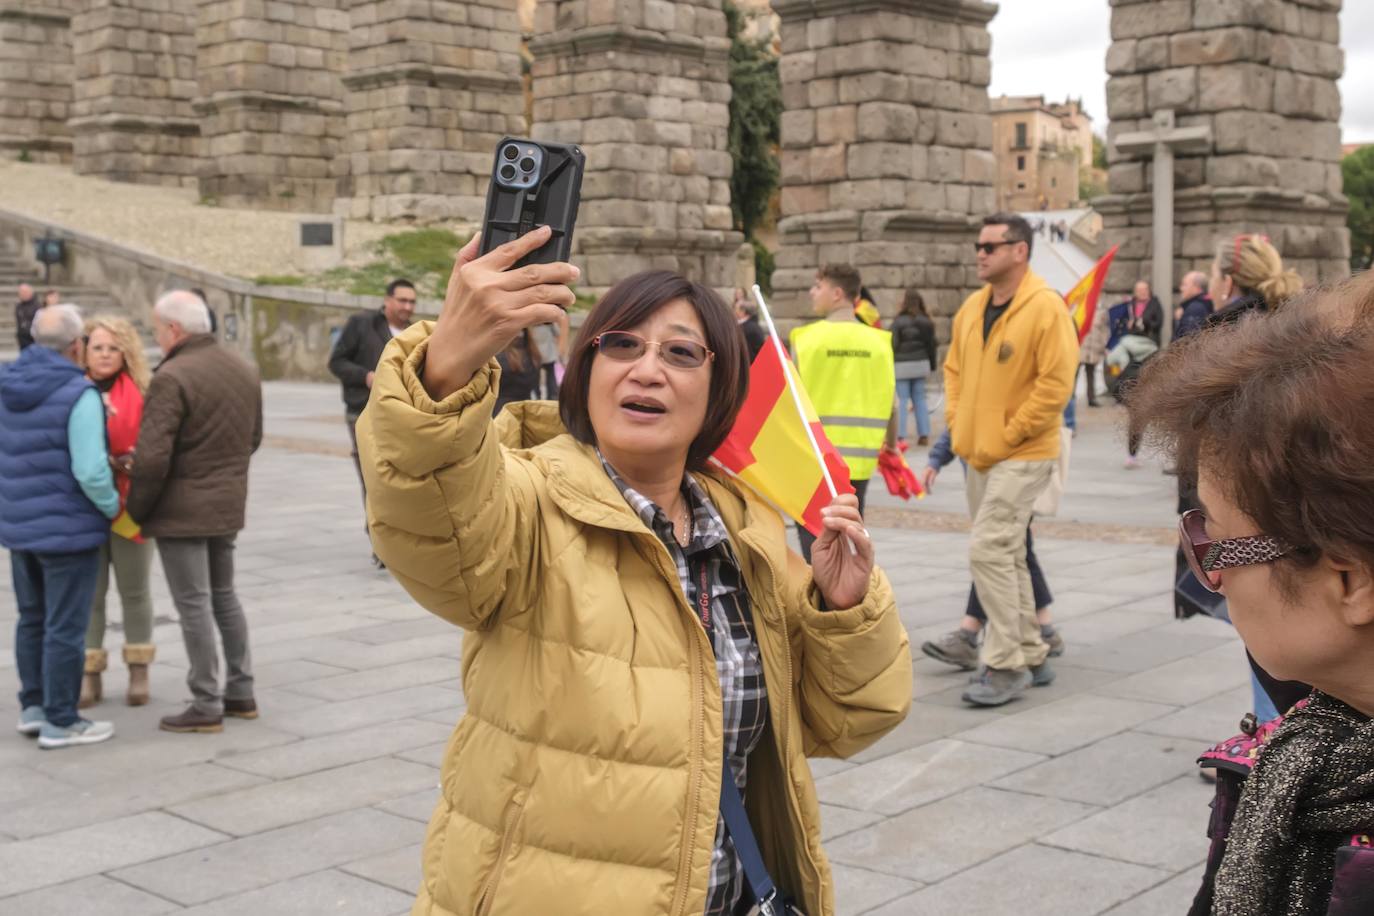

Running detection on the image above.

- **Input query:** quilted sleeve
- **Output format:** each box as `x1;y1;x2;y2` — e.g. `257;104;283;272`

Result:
357;323;544;631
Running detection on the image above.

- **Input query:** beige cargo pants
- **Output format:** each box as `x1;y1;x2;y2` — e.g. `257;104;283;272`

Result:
966;459;1056;672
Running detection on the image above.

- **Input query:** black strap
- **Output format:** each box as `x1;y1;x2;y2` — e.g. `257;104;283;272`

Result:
719;758;782;915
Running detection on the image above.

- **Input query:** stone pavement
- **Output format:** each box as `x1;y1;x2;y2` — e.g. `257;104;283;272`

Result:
0;381;1248;915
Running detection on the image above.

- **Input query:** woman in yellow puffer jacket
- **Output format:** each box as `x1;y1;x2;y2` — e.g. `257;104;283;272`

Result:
358;227;912;916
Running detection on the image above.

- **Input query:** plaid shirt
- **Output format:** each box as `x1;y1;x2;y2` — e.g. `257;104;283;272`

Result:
601;456;770;916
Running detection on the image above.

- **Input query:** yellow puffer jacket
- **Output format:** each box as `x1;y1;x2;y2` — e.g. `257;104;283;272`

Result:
357;324;913;916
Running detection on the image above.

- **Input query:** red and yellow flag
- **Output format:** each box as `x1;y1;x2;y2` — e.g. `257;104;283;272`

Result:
1064;245;1119;344
711;338;853;536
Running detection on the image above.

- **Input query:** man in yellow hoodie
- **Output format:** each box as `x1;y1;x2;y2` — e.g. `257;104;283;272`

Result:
945;213;1078;707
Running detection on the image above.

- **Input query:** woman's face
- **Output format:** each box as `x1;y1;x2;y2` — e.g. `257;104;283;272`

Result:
1196;469;1346;688
587;298;712;471
1207;258;1233;305
85;327;126;381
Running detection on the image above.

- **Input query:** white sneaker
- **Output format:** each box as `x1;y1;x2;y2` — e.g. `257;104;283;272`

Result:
16;706;46;736
37;718;115;749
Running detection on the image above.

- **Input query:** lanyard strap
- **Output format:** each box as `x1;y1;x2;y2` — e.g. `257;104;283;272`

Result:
694;555;712;633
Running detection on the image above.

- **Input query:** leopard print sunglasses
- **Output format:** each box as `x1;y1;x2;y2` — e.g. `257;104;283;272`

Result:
1179;509;1291;594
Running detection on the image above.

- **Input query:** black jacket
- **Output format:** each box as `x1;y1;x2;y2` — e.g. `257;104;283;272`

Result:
329;309;393;414
1174;293;1213;339
1110;296;1164;346
13;296;39;351
890;312;937;372
739;315;767;362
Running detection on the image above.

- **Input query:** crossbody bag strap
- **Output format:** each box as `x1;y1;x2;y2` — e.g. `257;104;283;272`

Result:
719;758;783;915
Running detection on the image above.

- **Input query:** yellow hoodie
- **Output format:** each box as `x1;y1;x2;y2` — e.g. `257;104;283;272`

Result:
944;269;1078;472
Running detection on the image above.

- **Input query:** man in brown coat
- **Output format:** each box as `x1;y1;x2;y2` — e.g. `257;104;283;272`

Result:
128;290;263;733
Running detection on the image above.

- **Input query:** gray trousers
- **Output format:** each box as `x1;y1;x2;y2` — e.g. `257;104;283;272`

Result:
157;535;253;716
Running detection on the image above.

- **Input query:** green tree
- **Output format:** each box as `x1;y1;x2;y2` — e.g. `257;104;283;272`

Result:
1344;145;1374;271
1092;133;1108;170
724;2;780;292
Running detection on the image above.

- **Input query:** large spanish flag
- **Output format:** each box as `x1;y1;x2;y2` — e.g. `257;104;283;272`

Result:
1064;245;1119;344
711;337;854;536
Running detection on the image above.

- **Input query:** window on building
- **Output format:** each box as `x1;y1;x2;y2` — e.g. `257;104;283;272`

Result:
1017;155;1025;171
1014;122;1027;148
1051;177;1057;187
1016;182;1026;190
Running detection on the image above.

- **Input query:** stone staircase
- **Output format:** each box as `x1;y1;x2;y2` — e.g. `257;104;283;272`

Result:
0;252;137;361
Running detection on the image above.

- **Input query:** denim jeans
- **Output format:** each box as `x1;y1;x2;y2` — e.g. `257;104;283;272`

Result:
895;376;930;440
12;548;102;727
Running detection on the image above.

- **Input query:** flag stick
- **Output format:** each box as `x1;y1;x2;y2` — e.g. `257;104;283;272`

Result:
751;284;857;557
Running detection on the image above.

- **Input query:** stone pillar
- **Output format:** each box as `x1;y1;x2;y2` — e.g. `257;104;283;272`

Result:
529;0;744;297
1100;0;1350;295
193;0;347;212
770;0;997;337
0;3;77;163
336;0;525;223
69;0;199;187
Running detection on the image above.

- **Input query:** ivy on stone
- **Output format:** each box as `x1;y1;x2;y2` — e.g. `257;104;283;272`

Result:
725;2;780;292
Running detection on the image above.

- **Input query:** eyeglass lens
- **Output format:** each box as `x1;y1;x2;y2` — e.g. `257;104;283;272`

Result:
598;332;707;369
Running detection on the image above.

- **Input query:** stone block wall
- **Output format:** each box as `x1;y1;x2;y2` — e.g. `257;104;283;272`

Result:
336;0;526;223
1100;0;1349;295
70;0;199;186
0;3;77;163
770;0;997;336
194;0;348;211
529;0;745;296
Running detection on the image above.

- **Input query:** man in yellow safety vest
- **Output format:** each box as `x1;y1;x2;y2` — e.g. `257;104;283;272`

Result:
789;263;897;563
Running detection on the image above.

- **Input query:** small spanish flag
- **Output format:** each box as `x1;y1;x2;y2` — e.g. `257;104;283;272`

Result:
1064;245;1119;344
711;336;854;536
111;509;142;542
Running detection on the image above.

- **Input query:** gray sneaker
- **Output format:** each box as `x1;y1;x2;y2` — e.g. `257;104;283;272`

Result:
921;629;980;671
37;718;114;750
1043;628;1065;657
962;666;1032;707
1031;659;1056;687
16;706;45;736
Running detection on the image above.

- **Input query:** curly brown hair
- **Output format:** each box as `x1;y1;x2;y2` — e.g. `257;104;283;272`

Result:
1126;271;1374;580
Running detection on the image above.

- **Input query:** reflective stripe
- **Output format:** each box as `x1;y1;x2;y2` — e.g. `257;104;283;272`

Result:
819;415;889;429
836;446;881;458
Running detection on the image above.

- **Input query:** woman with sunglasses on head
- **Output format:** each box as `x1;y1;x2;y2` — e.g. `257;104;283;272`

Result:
79;314;157;708
357;227;911;916
1128;270;1374;916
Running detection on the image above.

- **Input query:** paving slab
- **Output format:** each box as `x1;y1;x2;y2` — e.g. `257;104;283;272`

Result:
343;843;425;894
213;718;453;780
177;869;414;916
992;731;1201;807
0;874;181;916
831;863;923;916
953;693;1178;757
1100;865;1206;915
1043;775;1213;871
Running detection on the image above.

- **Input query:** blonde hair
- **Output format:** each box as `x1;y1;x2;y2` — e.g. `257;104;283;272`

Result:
85;314;151;392
1215;234;1304;310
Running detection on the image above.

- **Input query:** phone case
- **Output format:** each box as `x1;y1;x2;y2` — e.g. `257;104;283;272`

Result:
478;137;585;269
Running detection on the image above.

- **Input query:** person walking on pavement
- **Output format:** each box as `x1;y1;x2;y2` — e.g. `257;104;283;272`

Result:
890;288;938;446
80;315;158;709
127;291;263;734
357;231;910;915
13;282;39;351
790;263;897;563
733;287;767;362
919;428;1065;669
1;305;120;748
1173;271;1212;340
945;213;1078;707
328;278;415;568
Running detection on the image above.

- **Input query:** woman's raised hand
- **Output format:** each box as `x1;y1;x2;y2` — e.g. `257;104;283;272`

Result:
422;226;579;400
809;492;875;610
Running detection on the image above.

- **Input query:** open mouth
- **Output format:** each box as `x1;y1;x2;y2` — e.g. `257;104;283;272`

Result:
621;397;667;415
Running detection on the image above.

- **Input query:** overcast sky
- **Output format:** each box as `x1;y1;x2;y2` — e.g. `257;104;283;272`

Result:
987;1;1374;143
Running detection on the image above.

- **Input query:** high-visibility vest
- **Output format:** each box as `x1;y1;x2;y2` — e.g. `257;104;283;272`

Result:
790;319;895;481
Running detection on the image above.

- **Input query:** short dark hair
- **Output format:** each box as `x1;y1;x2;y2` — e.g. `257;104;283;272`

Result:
386;278;416;298
1127;271;1374;592
817;264;862;302
559;271;749;471
982;212;1034;258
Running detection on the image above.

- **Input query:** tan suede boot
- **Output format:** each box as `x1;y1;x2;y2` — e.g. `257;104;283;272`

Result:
80;648;107;709
123;644;155;706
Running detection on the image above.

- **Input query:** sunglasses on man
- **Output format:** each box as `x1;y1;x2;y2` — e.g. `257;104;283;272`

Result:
974;240;1021;255
1178;509;1292;593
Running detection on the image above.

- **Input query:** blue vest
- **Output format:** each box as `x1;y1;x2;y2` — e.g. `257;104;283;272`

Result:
0;346;110;553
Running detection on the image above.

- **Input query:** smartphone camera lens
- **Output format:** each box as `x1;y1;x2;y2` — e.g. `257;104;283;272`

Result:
499;164;517;182
502;145;518;161
519;157;536;173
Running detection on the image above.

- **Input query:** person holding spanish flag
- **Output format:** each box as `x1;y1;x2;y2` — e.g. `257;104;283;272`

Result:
80;314;157;709
357;227;910;916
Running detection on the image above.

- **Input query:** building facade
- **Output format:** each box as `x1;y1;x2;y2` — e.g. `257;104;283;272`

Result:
990;95;1094;212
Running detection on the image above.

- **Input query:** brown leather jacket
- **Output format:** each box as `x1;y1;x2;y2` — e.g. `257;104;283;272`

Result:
127;334;262;537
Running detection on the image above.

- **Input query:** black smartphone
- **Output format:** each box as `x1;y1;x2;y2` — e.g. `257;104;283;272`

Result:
478;137;585;270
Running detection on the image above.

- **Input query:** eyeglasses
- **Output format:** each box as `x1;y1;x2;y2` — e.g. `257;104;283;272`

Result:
974;241;1018;255
592;331;714;369
1178;509;1291;593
